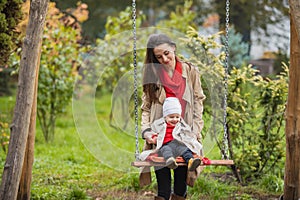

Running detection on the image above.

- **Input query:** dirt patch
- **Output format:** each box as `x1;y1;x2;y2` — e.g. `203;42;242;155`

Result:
88;189;281;200
88;189;156;200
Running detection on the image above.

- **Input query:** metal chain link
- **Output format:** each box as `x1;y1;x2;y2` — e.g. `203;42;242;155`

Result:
132;0;140;160
222;0;230;160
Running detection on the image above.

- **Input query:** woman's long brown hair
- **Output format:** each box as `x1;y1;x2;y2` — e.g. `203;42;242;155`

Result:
142;33;176;103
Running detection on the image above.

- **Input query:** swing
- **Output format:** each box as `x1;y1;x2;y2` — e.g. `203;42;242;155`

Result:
131;0;234;168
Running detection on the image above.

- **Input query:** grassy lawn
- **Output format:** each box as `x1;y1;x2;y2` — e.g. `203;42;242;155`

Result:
0;93;283;199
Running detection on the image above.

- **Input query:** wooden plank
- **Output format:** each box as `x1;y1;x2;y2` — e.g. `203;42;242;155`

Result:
131;159;234;167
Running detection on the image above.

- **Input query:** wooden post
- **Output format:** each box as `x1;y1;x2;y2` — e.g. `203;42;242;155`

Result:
289;0;300;42
17;50;40;200
283;8;300;200
0;0;49;199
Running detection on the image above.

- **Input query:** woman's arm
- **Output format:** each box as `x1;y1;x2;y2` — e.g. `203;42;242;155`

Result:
141;93;157;144
190;65;206;141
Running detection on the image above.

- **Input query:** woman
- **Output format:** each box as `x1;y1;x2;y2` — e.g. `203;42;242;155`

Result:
140;33;206;200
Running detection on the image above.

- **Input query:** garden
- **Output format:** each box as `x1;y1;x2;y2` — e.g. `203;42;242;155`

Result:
0;0;299;199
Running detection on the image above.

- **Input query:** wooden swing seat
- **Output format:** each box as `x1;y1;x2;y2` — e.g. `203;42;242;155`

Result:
131;154;234;167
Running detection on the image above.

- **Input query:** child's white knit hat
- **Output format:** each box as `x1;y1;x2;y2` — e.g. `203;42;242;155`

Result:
163;97;182;117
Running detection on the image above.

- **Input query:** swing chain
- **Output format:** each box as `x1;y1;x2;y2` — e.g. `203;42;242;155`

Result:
132;0;140;160
222;0;230;160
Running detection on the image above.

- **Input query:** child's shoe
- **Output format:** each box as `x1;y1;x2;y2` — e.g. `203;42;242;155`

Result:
166;157;178;169
188;158;201;171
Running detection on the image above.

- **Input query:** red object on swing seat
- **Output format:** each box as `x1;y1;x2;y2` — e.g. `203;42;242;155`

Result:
147;153;211;165
131;157;233;167
131;153;231;167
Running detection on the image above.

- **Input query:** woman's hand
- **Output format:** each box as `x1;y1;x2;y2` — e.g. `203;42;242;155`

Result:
144;132;158;144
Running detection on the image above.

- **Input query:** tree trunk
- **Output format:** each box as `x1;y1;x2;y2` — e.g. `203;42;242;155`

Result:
283;7;300;200
289;0;300;43
17;50;40;200
0;1;49;199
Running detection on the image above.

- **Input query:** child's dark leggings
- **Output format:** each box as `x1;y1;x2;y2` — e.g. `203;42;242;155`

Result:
159;140;194;164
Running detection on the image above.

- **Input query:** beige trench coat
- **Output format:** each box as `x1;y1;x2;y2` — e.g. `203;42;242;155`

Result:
139;61;206;187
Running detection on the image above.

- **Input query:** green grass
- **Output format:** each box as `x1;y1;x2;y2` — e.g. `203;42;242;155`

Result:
0;93;283;199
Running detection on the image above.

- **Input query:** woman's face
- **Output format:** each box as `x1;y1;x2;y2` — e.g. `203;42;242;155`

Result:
153;43;176;70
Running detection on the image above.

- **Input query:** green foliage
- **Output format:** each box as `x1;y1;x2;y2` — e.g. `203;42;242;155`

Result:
0;0;23;66
0;0;22;95
272;51;290;76
182;27;226;140
0;121;9;153
183;27;288;184
0;66;14;96
0;96;14;153
37;5;84;142
67;188;91;200
227;65;288;181
112;173;141;192
89;6;145;93
189;175;236;199
258;174;284;193
105;7;144;38
156;0;196;33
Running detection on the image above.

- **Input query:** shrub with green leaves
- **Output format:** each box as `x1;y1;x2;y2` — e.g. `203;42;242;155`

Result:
0;0;22;66
227;65;288;181
0;0;23;96
183;27;288;184
156;0;197;33
0;97;14;153
37;3;84;142
0;121;9;153
93;6;145;92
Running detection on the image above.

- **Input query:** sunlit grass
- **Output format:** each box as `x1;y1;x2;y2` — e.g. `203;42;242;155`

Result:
0;93;283;199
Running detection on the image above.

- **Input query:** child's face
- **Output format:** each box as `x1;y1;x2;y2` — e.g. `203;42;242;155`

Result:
165;113;181;126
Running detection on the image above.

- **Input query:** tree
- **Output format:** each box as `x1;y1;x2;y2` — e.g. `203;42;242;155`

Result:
0;0;49;199
0;0;23;96
284;0;300;199
0;0;23;66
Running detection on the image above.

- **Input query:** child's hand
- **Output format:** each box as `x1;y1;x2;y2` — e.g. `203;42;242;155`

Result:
151;133;158;144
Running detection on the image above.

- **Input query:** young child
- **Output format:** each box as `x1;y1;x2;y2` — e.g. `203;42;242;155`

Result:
141;97;202;171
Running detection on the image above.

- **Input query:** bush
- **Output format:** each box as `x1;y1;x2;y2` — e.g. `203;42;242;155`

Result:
0;96;14;153
0;121;9;153
184;27;288;183
36;2;87;142
0;0;23;66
